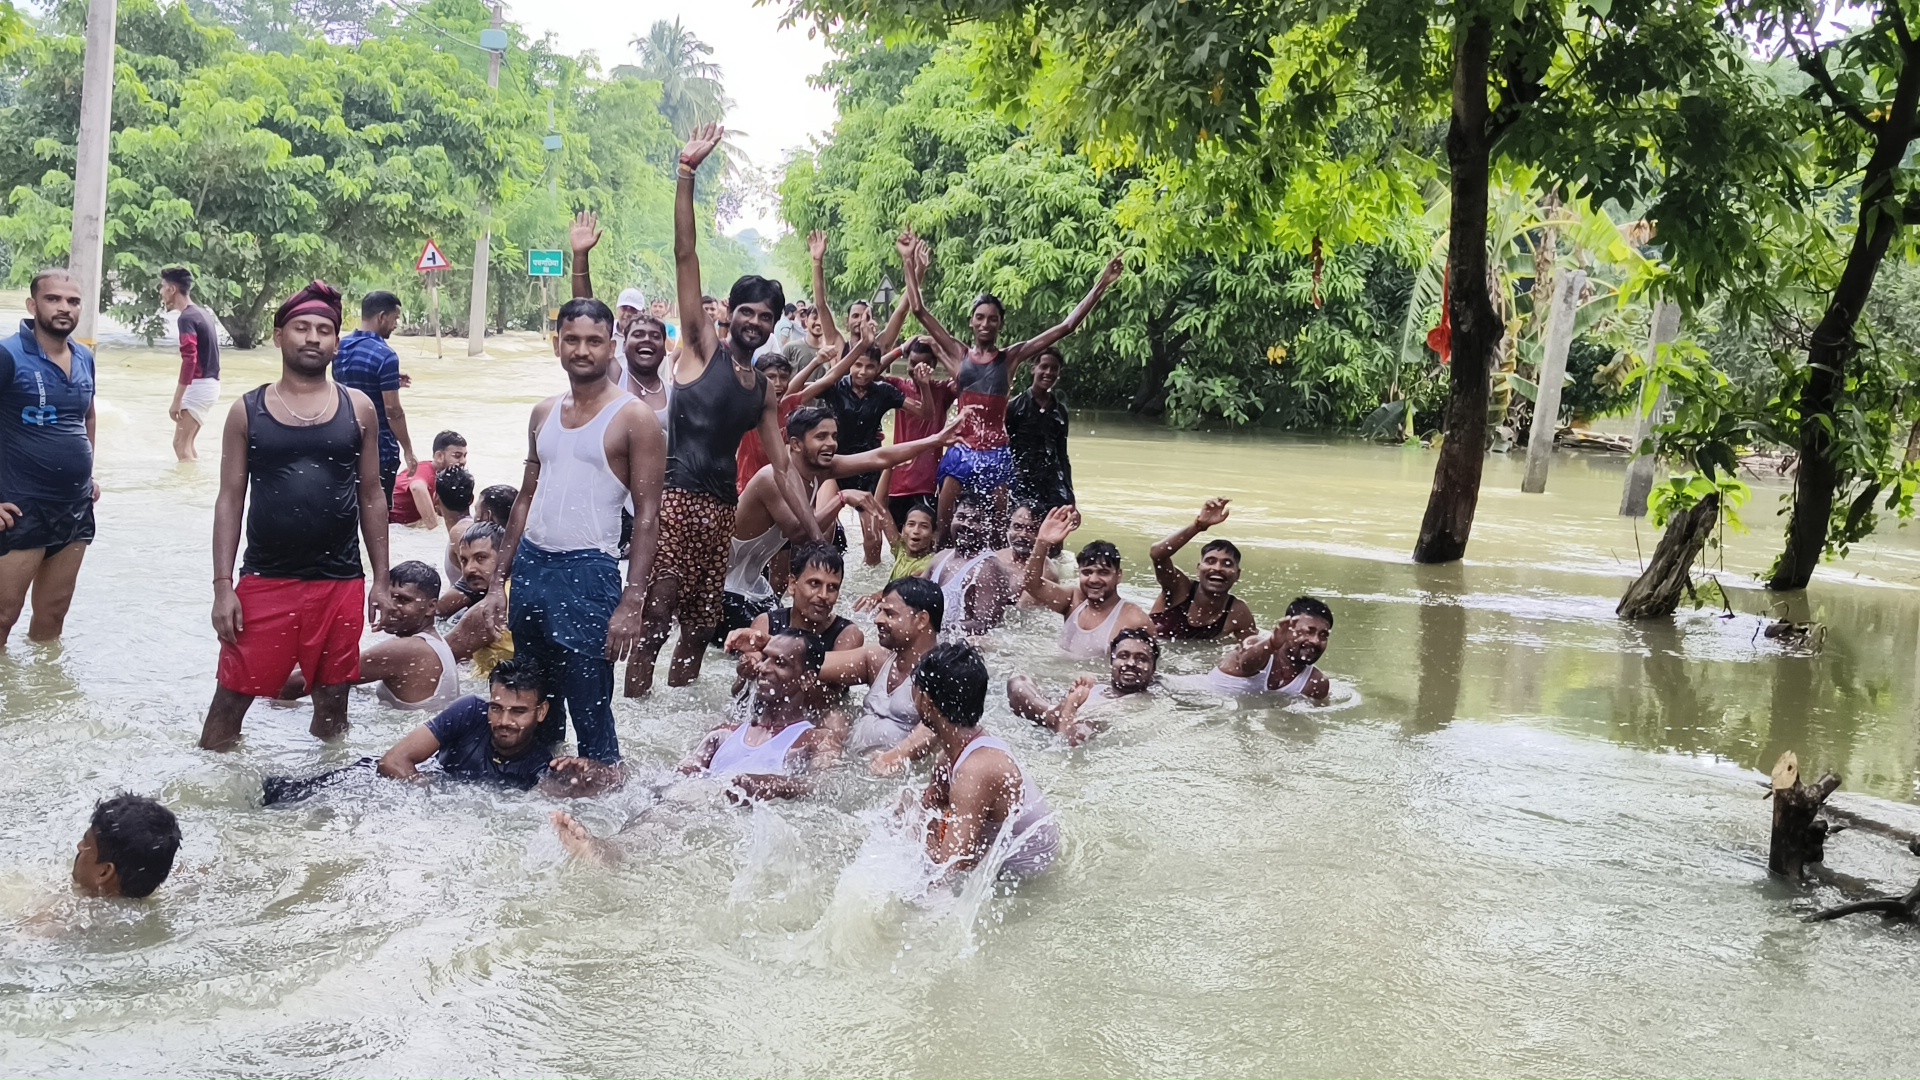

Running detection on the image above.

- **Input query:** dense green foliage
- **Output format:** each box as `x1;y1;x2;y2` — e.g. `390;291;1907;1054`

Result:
0;0;758;346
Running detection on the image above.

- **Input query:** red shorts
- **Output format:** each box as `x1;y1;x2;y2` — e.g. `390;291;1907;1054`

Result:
217;576;365;697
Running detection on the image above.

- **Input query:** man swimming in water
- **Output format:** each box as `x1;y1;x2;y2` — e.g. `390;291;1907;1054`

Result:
926;493;1016;635
1149;498;1257;642
283;561;460;713
1204;596;1334;703
1008;626;1160;746
913;641;1059;882
551;629;847;865
72;794;180;899
1025;506;1153;660
994;500;1058;604
728;543;864;697
376;656;557;790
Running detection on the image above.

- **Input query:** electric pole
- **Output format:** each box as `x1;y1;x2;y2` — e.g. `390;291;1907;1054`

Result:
70;0;118;348
465;2;504;357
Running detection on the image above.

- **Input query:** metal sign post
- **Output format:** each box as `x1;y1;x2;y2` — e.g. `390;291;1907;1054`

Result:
417;240;452;359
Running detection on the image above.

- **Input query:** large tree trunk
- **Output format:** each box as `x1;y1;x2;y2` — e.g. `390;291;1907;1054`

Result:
1131;321;1188;416
1413;12;1502;564
1521;269;1584;493
224;282;278;350
1616;492;1718;619
1771;43;1920;590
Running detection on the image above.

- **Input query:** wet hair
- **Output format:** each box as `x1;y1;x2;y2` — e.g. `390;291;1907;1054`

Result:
361;290;402;319
953;491;990;516
903;501;937;527
756;351;794;374
489;654;546;696
89;795;181;899
791;541;844;579
160;266;194;294
1034;347;1064;368
462;519;506;549
389;559;441;596
29;268;77;297
883;575;943;633
771;626;828;672
432;430;466;453
557;296;615;332
1201;538;1242;563
971;293;1005;317
627;315;667;337
478;485;517;525
1287;596;1334;628
727;275;786;315
913;641;987;727
435;465;474;517
1008;500;1042;524
905;336;936;358
701;294;717;306
849;343;883;366
1110;626;1161;663
787;404;836;440
1076;540;1122;570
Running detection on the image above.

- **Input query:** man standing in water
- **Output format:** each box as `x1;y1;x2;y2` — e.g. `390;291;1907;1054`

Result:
551;629;848;865
880;346;954;531
469;298;665;765
1149;498;1257;642
631;122;819;693
914;641;1059;881
1025;506;1153;660
161;266;221;462
1203;597;1334;703
332;291;417;504
200;281;392;750
0;270;100;646
1006;348;1074;514
901;230;1122;542
1008;626;1160;746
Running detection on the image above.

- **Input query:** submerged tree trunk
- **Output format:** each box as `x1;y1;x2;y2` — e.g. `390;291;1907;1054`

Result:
1771;40;1920;590
1617;492;1718;619
1619;301;1681;517
1131;321;1188;416
1413;12;1502;564
1768;750;1841;881
1521;269;1585;494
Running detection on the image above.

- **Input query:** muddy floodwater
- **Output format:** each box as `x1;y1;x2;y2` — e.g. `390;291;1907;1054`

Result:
5;304;1920;1076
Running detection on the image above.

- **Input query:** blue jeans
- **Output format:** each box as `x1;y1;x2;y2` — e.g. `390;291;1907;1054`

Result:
508;541;621;762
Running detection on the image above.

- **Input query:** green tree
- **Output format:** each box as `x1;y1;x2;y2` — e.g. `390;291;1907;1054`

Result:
616;18;729;137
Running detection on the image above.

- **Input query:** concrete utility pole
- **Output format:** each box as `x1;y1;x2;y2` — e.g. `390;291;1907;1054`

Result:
1520;269;1586;495
1619;299;1683;517
465;2;503;357
70;0;118;348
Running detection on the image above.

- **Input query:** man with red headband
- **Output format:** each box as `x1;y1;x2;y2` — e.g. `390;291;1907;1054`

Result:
199;281;392;751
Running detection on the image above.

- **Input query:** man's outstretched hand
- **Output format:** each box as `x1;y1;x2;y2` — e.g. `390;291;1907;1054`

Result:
570;210;601;256
680;123;724;173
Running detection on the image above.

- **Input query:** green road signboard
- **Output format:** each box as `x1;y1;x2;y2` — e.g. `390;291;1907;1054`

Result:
528;249;565;277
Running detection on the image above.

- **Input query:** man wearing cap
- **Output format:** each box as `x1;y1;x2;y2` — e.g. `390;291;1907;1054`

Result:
615;288;647;340
200;281;393;751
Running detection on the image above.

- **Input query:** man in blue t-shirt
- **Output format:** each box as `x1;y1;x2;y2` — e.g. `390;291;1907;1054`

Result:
377;656;559;790
331;290;418;502
0;269;100;646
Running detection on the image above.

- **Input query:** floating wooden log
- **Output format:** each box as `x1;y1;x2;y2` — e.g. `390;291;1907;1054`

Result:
1767;751;1841;880
1807;878;1920;922
1617;493;1719;620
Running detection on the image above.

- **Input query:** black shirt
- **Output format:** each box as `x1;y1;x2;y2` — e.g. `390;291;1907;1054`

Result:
178;303;222;381
241;385;364;580
427;695;554;790
819;377;907;457
1006;390;1074;509
666;345;767;505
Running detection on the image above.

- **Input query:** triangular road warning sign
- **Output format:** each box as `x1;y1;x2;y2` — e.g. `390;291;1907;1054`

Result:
416;240;450;272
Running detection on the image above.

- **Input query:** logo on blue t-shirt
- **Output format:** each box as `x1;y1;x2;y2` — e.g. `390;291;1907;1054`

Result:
20;405;56;425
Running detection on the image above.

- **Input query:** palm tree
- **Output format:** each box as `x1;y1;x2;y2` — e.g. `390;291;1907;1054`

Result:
616;18;730;137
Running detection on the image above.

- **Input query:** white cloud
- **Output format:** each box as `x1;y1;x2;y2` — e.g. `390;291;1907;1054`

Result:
508;0;838;237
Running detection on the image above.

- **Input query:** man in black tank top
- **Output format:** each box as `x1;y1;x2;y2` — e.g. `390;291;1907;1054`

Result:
1147;498;1257;642
200;282;392;752
627;122;822;696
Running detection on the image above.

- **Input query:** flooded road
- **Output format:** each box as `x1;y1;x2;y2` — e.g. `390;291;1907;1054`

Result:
4;304;1919;1075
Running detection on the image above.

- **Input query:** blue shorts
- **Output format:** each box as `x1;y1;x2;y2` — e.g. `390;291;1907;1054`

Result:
936;446;1015;496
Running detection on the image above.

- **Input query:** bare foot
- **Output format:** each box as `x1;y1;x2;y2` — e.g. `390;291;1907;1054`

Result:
551;810;621;865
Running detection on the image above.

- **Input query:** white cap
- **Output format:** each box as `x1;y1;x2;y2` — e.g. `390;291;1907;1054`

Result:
617;288;646;313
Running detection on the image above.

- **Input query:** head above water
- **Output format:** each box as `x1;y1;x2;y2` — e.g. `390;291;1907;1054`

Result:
756;628;826;708
431;430;468;469
726;276;785;356
360;290;402;338
786;405;839;469
27;269;82;341
476;485;517;527
1075;539;1123;603
458;520;505;592
274;281;344;374
1281;595;1334;668
386;560;441;636
848;343;883;388
788;542;845;628
73;794;181;899
159;266;194;307
624;315;668;375
554;297;616;384
1006;502;1041;558
1197;538;1243;595
913;640;988;729
877;575;943;649
900;502;936;557
1109;627;1160;693
487;656;549;757
435;465;474;519
1031;348;1064;394
949;492;992;554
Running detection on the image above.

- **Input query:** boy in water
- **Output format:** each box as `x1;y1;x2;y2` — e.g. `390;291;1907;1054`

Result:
1008;626;1160;745
72;795;181;899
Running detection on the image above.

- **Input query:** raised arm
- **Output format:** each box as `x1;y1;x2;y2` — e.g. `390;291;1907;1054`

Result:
757;385;823;542
674;124;725;380
1023;506;1079;614
1151;498;1229;603
900;232;965;377
832;404;975;477
809;230;842;348
1004;253;1125;369
876;286;913;353
569;210;601;300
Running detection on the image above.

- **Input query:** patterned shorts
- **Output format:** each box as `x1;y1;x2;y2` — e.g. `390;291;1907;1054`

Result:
651;488;736;630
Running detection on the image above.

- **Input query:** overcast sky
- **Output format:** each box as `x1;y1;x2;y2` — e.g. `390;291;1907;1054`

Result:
509;0;840;237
